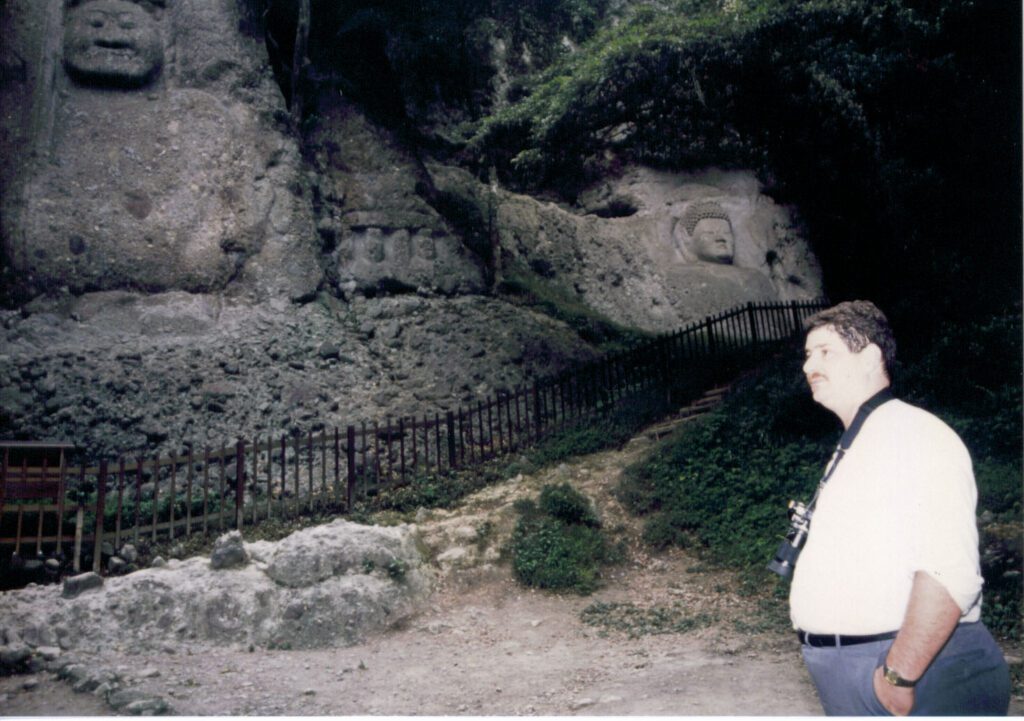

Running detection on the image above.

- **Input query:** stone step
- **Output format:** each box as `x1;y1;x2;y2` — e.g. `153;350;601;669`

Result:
645;385;731;439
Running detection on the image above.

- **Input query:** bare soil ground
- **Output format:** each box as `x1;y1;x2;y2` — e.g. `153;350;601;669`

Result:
1;431;1020;716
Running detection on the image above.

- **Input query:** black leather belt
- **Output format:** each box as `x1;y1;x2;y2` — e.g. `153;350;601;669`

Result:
797;630;898;647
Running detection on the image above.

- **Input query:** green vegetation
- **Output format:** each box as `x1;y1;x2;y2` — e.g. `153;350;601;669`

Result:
516;387;673;470
498;263;651;352
507;482;621;594
471;0;1019;322
87;486;231;534
365;386;672;518
251;0;614;127
617;313;1022;641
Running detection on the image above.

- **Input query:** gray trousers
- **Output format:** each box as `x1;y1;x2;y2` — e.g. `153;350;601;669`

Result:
801;621;1010;716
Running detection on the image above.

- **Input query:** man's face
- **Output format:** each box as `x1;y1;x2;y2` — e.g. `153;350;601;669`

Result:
690;217;734;264
802;325;875;417
63;0;163;87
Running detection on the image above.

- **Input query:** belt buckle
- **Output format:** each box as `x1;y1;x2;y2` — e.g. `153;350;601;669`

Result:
799;631;837;647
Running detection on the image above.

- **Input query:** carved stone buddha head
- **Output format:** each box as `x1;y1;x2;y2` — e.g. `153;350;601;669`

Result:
679;199;735;264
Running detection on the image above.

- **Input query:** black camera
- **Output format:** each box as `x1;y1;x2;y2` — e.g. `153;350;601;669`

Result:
767;500;813;579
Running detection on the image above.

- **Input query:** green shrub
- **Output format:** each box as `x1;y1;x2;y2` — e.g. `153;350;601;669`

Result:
618;354;833;583
508;484;616;594
539;482;600;527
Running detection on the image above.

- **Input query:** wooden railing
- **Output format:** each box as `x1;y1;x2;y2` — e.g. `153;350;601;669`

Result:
0;299;826;582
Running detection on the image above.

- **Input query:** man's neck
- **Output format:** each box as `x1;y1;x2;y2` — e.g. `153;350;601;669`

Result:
839;380;892;429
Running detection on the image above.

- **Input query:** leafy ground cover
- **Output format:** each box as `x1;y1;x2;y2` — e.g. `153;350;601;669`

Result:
507;482;622;594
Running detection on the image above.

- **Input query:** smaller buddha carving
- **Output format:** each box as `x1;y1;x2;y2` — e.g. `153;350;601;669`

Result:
63;0;165;88
677;199;735;264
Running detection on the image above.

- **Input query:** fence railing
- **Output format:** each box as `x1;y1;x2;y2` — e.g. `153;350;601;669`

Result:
0;299;826;582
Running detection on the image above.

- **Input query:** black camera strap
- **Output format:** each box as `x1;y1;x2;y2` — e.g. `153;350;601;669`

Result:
807;387;895;510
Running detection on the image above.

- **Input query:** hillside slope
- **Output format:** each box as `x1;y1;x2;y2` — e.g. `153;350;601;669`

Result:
3;426;1021;715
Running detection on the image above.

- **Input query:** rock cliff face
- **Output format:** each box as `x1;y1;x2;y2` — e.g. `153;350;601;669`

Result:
0;0;822;458
433;165;822;332
1;0;320;302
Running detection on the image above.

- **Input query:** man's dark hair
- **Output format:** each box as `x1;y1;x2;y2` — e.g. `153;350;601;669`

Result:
804;300;897;378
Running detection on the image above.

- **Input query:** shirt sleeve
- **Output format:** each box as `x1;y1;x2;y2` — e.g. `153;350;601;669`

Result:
901;415;983;614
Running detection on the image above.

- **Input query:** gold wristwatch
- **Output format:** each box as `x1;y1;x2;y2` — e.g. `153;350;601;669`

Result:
882;663;919;688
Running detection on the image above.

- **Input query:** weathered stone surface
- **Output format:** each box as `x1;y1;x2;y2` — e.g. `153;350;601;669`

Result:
210;531;249;570
62;0;163;88
120;544;139;564
0;1;826;473
0;644;32;669
35;645;62;662
311;104;486;297
107;688;154;710
0;520;432;653
265;520;420;588
0;293;597;460
432;164;823;332
0;0;320;303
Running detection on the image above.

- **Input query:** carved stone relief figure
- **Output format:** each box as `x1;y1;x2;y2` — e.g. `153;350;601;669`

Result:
1;0;320;301
310;102;485;297
63;0;164;88
431;165;824;333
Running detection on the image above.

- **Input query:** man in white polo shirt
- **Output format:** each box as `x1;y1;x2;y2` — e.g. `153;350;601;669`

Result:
788;300;1009;715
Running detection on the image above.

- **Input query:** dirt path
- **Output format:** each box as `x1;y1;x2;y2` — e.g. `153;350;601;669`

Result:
0;557;819;716
1;432;1019;716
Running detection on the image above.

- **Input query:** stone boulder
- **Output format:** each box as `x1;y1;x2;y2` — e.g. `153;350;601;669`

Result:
209;531;248;570
0;520;432;653
263;520;419;588
62;572;103;599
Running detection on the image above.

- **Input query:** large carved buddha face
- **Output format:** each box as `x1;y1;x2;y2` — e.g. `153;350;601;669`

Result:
689;217;735;264
63;0;163;88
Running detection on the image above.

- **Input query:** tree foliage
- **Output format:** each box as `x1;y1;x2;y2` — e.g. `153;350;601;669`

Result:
249;0;1020;347
470;0;1021;323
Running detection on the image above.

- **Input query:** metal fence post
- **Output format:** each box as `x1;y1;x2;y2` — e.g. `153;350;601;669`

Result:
790;299;803;336
446;411;457;469
747;302;760;350
235;439;245;530
346;425;356;510
92;459;107;573
333;428;341;501
533;381;542;442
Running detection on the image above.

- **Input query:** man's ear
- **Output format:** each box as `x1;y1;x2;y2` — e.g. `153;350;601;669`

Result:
861;343;885;375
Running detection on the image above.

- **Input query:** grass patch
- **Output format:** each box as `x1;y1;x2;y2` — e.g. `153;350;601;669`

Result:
367;386;672;520
580;600;718;638
731;593;793;636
